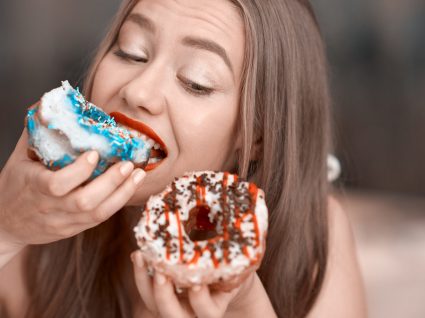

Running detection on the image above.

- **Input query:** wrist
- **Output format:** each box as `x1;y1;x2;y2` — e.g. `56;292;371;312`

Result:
0;228;25;268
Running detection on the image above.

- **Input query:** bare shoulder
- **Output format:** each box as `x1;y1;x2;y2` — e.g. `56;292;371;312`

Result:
307;196;368;318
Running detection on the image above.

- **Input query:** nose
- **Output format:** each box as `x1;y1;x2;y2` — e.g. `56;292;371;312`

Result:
119;63;166;115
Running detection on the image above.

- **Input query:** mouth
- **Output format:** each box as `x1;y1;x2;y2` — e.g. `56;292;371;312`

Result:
110;112;168;171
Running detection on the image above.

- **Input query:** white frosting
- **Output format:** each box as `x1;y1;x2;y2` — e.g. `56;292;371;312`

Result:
134;171;268;286
31;125;76;162
39;81;111;157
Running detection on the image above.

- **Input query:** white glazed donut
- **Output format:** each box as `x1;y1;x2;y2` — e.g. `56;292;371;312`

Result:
134;171;268;291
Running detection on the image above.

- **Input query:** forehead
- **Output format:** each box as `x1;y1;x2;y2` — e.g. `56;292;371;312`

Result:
127;0;245;76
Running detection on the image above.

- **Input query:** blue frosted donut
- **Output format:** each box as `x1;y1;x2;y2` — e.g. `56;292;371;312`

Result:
26;81;151;177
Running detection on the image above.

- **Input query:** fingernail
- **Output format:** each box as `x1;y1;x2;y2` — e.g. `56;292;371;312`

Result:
156;273;166;285
87;151;98;164
132;169;146;185
192;285;202;292
120;161;133;176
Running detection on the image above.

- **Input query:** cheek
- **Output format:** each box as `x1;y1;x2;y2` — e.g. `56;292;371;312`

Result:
90;56;122;112
177;98;239;168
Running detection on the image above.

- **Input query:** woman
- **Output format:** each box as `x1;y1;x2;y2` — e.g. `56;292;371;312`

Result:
0;0;366;317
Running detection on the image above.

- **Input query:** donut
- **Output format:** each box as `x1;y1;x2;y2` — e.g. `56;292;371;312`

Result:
25;81;166;177
134;171;268;291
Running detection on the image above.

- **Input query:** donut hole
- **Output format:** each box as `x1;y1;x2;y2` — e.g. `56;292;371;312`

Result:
184;205;218;241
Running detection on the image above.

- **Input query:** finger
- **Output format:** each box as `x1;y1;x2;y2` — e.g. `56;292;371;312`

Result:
132;251;158;314
75;168;145;224
69;160;134;213
153;272;189;318
35;151;99;197
188;285;240;318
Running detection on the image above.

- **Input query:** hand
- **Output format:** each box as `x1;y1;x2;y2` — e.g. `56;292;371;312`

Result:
131;250;257;318
0;128;146;251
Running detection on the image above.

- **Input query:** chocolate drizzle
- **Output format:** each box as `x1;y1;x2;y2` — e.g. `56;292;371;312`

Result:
142;171;263;268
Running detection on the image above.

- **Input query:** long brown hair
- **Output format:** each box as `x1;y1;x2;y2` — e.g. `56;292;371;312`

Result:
24;0;331;317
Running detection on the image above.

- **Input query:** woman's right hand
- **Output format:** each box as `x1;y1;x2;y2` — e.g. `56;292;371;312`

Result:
0;129;146;252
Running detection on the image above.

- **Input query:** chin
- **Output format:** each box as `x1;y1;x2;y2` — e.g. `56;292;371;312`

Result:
125;169;173;207
126;182;164;207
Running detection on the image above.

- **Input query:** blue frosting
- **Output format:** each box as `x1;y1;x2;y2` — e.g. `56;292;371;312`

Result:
50;154;74;169
26;83;150;178
26;108;37;135
66;88;147;163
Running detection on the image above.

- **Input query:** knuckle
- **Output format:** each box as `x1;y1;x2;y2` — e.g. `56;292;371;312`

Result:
41;219;55;234
76;195;94;212
91;209;106;223
59;226;76;238
38;204;51;215
44;218;63;236
46;178;63;197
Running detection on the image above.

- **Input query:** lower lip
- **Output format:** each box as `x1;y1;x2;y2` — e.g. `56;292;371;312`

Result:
109;112;167;172
145;160;164;171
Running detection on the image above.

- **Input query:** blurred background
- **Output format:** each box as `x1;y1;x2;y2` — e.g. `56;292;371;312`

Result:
0;0;424;317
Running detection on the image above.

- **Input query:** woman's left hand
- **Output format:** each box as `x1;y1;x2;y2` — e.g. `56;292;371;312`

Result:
131;250;255;318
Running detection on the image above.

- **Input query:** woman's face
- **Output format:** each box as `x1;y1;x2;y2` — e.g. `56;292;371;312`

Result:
91;0;245;204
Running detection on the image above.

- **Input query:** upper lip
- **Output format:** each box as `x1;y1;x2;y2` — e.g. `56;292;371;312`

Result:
109;111;168;155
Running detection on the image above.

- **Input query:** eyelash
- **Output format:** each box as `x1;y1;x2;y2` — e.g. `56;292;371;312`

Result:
113;48;214;97
113;48;148;63
180;77;214;97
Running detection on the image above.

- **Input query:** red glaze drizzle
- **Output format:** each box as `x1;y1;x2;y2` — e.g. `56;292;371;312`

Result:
150;172;264;269
189;238;220;268
248;183;260;248
175;206;184;262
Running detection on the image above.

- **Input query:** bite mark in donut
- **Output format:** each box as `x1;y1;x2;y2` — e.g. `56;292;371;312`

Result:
25;81;153;176
110;111;168;171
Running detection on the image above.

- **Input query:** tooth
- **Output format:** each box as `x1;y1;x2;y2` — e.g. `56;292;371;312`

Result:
154;143;160;150
148;157;161;164
146;139;155;147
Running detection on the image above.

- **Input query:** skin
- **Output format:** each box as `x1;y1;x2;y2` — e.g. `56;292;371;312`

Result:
91;0;245;205
0;0;276;316
0;0;366;317
91;0;274;316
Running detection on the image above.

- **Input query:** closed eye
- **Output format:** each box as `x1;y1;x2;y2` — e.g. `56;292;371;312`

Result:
178;75;214;97
113;48;148;63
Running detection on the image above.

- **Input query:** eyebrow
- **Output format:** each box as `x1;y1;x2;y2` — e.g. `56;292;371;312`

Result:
127;13;156;34
182;37;234;75
127;13;234;75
